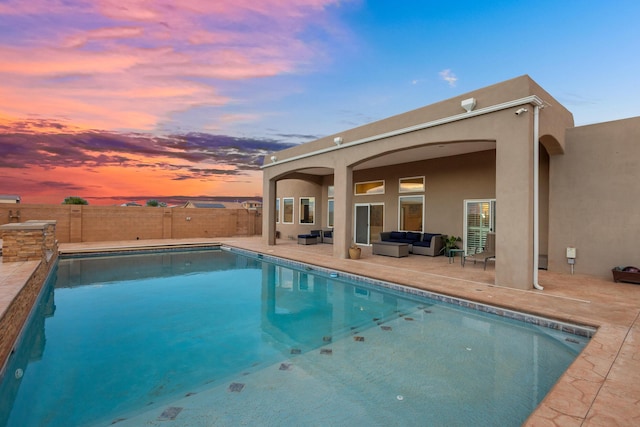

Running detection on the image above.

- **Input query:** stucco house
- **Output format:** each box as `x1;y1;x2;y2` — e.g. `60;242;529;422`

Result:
241;200;263;211
261;75;640;290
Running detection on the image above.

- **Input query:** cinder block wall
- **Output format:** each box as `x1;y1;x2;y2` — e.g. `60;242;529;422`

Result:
0;205;261;243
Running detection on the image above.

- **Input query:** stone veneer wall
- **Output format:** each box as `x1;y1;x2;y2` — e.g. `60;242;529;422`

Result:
1;221;57;263
0;221;58;372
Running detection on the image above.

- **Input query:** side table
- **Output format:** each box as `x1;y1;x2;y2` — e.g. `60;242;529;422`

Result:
448;248;465;265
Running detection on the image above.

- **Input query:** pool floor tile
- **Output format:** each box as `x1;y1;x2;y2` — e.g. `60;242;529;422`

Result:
158;407;182;420
228;383;245;392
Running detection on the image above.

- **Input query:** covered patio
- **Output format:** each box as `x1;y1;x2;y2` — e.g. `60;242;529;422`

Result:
262;76;573;291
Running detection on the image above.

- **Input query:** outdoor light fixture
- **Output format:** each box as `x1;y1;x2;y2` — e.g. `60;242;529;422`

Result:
333;136;343;145
270;155;277;163
461;97;476;112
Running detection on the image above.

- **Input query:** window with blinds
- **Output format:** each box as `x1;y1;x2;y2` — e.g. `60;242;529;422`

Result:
464;199;495;255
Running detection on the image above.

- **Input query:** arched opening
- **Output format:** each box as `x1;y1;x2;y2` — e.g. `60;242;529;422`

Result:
537;134;562;270
268;168;334;245
538;142;551;269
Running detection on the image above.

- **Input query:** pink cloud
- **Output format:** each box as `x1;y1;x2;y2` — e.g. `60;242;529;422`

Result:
0;0;352;132
94;0;339;23
0;46;145;75
0;63;230;130
64;26;145;48
0;0;91;15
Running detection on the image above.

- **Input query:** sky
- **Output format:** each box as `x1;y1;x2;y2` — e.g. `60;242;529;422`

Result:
1;0;639;205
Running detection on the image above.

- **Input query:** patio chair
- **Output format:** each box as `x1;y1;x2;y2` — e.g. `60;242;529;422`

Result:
463;232;495;270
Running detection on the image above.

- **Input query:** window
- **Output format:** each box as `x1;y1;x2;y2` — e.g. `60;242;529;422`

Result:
328;185;334;198
355;180;385;195
276;266;293;290
399;176;425;193
399;195;424;232
298;273;314;292
464;199;496;255
327;199;334;227
299;197;315;224
275;198;280;223
282;197;294;224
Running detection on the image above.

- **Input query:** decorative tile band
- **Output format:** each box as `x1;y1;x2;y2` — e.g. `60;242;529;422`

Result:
225;246;596;338
60;244;222;259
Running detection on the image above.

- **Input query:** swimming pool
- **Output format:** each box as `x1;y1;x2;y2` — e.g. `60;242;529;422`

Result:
0;247;591;426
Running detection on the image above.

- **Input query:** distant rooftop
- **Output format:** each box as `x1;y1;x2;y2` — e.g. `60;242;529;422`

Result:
185;201;226;209
0;195;21;203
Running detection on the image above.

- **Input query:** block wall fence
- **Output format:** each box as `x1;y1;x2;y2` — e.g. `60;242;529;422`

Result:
0;204;261;243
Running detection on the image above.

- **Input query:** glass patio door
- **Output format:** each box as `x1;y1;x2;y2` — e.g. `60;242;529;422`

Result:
354;203;384;245
464;199;495;255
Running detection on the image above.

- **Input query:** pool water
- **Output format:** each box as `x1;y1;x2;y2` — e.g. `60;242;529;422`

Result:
0;249;589;426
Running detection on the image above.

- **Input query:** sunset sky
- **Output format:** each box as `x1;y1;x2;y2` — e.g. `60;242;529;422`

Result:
1;1;639;205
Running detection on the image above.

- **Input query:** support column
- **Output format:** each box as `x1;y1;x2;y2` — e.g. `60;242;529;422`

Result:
262;177;277;245
333;164;353;259
495;132;534;289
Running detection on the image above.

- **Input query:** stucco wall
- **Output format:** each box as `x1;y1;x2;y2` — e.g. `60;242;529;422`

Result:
274;179;324;240
275;150;496;241
268;75;548;164
549;117;640;278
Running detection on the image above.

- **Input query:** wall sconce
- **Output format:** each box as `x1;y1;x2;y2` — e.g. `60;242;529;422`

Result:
270;155;277;163
186;217;191;221
333;136;343;145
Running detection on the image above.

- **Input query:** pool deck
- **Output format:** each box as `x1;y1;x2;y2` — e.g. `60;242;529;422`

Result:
3;236;639;426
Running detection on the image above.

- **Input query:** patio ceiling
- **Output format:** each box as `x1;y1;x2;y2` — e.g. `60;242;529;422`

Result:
297;140;496;176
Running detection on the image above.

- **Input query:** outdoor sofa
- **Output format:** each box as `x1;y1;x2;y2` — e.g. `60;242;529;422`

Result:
378;231;443;256
297;229;321;245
